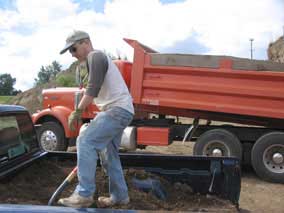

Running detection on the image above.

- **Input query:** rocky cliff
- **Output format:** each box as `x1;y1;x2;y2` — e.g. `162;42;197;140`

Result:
267;36;284;63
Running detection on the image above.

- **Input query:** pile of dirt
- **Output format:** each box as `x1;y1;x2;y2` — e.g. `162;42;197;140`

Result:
7;61;78;114
7;83;54;114
0;159;237;212
268;36;284;63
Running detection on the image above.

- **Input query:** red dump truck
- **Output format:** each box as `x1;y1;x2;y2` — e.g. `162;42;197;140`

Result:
32;38;284;183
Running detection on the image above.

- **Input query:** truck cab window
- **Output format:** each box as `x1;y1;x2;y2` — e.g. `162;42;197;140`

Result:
0;113;38;162
15;113;38;151
0;116;22;160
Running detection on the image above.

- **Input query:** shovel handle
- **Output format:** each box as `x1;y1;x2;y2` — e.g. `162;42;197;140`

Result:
48;166;78;206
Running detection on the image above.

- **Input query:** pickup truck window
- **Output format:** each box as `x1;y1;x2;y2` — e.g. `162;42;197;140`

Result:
0;116;21;161
0;113;37;163
16;113;37;150
0;116;18;130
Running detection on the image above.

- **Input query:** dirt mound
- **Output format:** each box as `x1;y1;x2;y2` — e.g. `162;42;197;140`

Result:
7;83;54;114
7;61;78;114
268;36;284;63
0;159;237;212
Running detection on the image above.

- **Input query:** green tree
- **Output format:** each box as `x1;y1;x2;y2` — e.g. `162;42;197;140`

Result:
56;74;77;87
51;61;62;76
34;61;62;86
0;73;21;95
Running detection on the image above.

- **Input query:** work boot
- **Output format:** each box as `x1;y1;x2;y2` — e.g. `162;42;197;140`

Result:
97;196;129;207
58;193;94;208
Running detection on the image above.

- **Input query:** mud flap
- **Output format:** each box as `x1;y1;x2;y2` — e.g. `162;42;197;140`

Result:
208;159;241;207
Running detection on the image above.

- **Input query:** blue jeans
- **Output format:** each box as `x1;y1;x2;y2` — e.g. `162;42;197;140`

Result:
74;107;133;201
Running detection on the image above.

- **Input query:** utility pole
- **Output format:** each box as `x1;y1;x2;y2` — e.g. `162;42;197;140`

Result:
249;38;254;60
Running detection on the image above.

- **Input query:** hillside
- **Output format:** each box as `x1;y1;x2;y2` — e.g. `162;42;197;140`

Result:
8;83;56;114
6;61;78;114
267;36;284;63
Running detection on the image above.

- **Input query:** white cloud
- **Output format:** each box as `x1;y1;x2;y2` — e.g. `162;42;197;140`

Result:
0;0;283;91
187;0;284;56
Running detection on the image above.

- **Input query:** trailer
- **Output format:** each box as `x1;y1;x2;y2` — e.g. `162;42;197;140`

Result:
0;104;240;211
32;38;284;183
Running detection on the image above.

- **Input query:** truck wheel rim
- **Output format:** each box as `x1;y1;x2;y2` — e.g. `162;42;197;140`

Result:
263;144;284;174
203;141;229;157
40;130;57;151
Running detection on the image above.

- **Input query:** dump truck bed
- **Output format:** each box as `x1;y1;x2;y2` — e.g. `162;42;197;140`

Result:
125;39;284;127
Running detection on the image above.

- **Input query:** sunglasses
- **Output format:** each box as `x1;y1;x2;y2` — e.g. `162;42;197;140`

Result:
69;40;85;53
69;46;77;53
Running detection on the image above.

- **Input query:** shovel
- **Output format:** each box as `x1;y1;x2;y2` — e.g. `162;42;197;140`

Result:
48;166;78;206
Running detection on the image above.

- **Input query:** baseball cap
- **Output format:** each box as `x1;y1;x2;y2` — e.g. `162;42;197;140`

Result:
60;30;90;54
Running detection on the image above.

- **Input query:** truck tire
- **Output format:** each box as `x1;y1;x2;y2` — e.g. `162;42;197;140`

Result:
251;132;284;183
193;129;242;160
38;122;68;151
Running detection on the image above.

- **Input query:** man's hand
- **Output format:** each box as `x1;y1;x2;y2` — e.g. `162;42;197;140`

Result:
68;109;83;131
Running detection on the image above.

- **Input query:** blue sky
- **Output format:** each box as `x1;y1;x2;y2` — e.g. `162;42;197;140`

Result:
73;0;105;13
72;0;187;13
0;0;283;91
0;0;187;15
0;0;16;10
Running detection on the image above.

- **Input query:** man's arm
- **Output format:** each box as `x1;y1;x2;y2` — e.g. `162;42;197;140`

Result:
85;51;108;98
78;94;94;110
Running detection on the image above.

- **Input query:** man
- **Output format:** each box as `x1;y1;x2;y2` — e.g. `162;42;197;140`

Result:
58;30;134;208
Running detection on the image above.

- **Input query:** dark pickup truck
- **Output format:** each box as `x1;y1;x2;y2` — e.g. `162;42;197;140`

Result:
0;104;241;212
